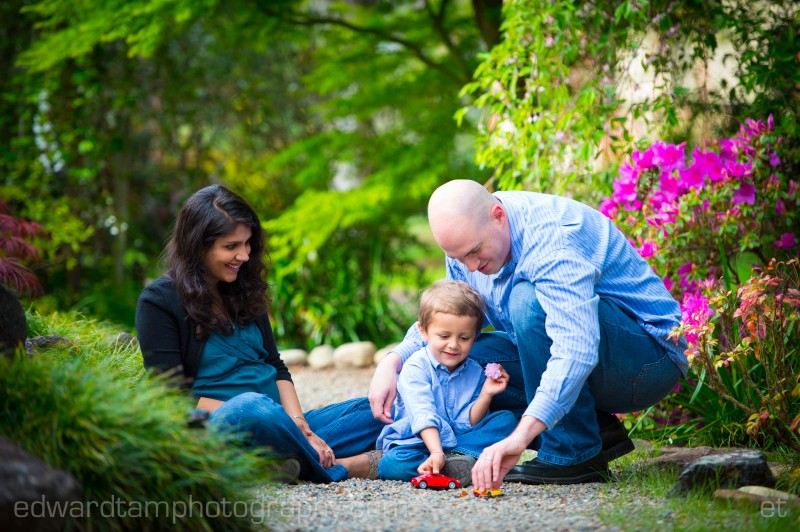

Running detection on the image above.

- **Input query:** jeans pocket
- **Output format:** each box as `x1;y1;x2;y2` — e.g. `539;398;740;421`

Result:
631;354;680;409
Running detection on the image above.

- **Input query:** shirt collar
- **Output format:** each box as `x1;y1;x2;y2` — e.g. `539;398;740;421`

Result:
424;346;468;376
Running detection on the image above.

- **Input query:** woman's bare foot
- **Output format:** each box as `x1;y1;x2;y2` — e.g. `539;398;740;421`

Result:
337;450;382;479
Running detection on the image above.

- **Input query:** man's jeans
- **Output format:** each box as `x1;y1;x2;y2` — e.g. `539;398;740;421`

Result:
210;394;384;482
468;281;681;466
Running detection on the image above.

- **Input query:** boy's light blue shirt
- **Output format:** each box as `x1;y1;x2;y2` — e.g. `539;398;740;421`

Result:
392;191;688;430
376;347;485;453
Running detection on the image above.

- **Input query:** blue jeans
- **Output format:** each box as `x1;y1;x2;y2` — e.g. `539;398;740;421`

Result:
468;281;681;466
378;410;519;481
210;393;384;482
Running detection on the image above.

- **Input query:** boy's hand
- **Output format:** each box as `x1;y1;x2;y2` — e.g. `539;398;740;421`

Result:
481;364;509;397
417;452;447;475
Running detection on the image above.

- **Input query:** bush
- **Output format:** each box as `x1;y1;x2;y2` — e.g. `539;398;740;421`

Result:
599;117;800;449
1;313;274;530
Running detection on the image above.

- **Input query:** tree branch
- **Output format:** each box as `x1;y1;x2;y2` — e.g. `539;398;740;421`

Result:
253;2;465;85
424;0;473;82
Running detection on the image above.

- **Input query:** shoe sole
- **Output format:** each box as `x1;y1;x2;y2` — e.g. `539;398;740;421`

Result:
603;438;636;462
504;469;610;485
441;456;476;488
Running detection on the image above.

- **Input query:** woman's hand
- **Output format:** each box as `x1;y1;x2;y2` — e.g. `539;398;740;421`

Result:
417;452;446;475
307;431;336;469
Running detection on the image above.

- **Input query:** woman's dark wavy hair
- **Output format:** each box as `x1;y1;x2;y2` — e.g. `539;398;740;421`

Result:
164;184;269;339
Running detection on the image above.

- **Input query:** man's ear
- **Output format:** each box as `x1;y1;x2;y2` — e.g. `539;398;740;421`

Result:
490;204;506;225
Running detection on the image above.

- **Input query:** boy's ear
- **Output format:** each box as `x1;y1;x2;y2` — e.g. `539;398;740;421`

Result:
417;322;427;339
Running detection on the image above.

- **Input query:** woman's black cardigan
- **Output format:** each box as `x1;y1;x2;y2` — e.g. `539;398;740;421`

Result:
135;276;291;388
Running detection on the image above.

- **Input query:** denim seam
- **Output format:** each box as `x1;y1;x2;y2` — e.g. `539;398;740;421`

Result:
536;443;602;466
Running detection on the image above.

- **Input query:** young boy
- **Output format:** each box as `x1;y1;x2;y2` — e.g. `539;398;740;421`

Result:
376;280;519;487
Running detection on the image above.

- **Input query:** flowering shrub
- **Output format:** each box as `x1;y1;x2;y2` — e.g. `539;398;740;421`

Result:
673;259;800;449
600;117;800;448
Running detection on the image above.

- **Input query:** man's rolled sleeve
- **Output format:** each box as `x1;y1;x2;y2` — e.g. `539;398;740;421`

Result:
394;322;425;363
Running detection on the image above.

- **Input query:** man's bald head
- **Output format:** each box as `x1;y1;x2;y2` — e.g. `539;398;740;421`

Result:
427;180;511;275
428;180;497;238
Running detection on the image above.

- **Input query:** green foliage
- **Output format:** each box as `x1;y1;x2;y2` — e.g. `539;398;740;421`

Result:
461;0;631;197
465;1;800;201
2;311;273;530
2;0;490;346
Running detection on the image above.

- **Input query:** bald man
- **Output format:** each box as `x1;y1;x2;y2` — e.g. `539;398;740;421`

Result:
368;180;687;489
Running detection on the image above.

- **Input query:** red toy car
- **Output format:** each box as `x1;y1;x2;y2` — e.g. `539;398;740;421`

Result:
410;473;462;490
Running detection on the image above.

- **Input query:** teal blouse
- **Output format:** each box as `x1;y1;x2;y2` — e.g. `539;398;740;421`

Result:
191;322;281;403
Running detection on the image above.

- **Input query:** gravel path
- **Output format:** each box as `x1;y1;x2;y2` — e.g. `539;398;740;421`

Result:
254;366;656;531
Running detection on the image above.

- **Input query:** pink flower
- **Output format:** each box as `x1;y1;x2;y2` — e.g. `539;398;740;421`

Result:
776;199;785;215
689;149;724;183
651;142;686;173
732;182;756;205
484;363;503;381
638;241;658;258
726;161;752;179
719;138;739;162
663;276;674;292
599;198;618;219
773;233;797;249
681;292;714;324
632;148;655;170
769;151;781;167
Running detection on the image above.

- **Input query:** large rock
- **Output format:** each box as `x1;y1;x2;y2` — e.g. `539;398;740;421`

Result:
0;438;83;531
280;349;308;366
373;343;399;365
24;335;72;355
644;446;726;471
104;332;138;349
308;345;335;369
0;284;27;358
333;341;376;369
668;450;776;496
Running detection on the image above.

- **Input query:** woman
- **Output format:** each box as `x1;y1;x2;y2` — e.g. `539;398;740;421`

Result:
135;184;383;482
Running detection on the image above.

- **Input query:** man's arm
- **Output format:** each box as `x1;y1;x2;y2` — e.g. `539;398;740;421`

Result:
367;321;426;422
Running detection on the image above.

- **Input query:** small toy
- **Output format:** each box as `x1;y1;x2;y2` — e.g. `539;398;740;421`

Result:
484;362;502;380
410;473;462;490
472;487;504;498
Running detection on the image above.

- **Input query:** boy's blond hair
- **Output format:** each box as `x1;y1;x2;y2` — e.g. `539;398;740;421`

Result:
418;280;486;335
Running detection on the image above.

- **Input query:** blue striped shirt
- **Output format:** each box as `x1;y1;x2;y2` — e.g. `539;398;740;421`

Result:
394;191;688;429
376;347;485;452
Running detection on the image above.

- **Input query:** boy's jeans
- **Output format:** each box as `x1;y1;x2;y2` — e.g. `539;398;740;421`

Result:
467;281;681;466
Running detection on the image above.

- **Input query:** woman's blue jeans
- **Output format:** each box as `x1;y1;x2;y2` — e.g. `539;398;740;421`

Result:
468;281;681;466
210;393;384;482
378;410;519;481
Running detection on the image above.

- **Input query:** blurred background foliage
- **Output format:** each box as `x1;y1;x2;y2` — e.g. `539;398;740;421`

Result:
1;0;797;350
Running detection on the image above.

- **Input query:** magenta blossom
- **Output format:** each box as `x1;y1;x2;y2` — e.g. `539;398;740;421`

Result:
732;181;756;205
638;241;658;258
773;233;797;249
650;141;686;174
632;148;655;170
599;198;618;219
769;151;781;167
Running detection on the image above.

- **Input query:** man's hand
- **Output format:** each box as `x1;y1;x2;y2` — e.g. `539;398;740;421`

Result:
368;352;401;423
471;416;546;490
